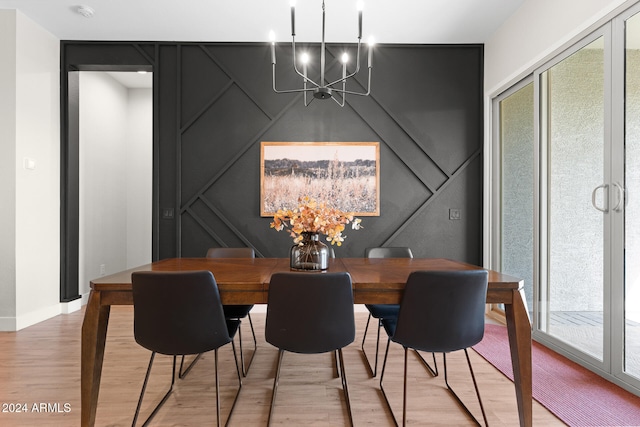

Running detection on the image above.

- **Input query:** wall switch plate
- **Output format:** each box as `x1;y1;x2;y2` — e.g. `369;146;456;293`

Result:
99;264;106;276
161;208;174;219
449;208;461;220
23;157;36;170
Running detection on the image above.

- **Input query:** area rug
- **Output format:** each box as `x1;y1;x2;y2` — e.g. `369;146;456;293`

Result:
473;324;640;427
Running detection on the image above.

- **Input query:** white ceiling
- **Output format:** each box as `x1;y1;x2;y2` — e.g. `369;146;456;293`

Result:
0;0;525;44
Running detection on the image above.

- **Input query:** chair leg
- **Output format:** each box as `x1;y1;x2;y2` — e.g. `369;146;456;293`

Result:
379;338;401;427
443;350;489;427
214;342;243;427
361;314;383;377
214;349;221;427
132;353;177;427
414;350;439;377
337;348;354;426
239;313;257;376
267;349;285;427
178;353;203;379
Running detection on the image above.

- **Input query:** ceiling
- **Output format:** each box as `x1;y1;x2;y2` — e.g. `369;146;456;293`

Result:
0;0;525;44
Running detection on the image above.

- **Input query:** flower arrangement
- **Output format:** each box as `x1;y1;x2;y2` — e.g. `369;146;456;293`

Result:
270;196;362;246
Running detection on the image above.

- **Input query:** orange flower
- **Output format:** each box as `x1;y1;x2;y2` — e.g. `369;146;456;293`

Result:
270;196;362;246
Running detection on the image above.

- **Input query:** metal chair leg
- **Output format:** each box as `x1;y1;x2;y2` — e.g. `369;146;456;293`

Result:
361;314;383;377
132;353;177;427
220;341;243;427
178;353;203;379
267;349;285;427
414;350;439;377
379;339;400;427
239;313;258;376
443;350;489;427
337;348;354;426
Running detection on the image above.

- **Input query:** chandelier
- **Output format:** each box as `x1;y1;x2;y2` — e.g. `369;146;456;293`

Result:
269;0;373;107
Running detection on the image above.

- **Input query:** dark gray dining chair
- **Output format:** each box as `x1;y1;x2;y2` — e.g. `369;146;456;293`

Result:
379;270;489;427
362;247;436;378
131;270;242;427
265;272;356;426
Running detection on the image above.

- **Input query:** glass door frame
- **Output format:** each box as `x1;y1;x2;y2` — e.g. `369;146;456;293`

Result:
534;25;613;374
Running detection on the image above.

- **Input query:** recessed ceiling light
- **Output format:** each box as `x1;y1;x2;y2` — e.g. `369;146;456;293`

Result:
76;5;95;18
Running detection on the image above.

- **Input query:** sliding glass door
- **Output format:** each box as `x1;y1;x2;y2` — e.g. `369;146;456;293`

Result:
494;2;640;395
538;33;608;364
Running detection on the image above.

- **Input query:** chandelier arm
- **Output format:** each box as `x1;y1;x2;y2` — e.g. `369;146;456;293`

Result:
272;64;319;94
329;67;372;96
291;37;321;88
330;64;347;107
331;95;345;107
325;40;362;88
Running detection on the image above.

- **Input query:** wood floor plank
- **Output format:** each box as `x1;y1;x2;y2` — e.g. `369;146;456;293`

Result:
0;307;565;426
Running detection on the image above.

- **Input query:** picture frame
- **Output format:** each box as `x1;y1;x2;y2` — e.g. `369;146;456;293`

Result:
260;141;380;217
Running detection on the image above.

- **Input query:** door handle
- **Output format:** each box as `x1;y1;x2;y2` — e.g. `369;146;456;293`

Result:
611;182;624;212
592;184;608;213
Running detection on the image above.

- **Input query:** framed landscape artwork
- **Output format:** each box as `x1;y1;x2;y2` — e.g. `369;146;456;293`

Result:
260;142;380;217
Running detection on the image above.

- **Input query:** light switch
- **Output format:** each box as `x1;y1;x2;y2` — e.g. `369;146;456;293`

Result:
161;208;175;219
23;157;36;170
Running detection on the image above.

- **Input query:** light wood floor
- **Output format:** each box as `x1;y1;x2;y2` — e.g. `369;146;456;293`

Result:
0;307;566;426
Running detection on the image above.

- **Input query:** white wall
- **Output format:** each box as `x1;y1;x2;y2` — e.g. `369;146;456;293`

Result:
0;10;60;330
126;88;153;269
78;73;152;296
482;0;638;267
485;0;632;95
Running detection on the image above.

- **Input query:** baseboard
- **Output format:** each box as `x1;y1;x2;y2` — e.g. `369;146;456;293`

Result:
0;294;91;331
14;304;63;331
60;298;83;314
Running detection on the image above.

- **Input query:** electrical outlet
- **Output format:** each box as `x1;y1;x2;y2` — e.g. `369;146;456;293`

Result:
449;208;461;220
99;264;106;276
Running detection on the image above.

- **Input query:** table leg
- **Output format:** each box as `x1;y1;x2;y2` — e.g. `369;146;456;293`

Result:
81;290;111;427
504;288;532;427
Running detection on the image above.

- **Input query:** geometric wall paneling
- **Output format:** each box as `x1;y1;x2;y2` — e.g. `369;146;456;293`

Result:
393;155;483;264
369;46;483;175
62;41;483;273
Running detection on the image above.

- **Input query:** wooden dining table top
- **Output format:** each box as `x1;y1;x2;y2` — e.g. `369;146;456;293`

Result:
89;257;523;305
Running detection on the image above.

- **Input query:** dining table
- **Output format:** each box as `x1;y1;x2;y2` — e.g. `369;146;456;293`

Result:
81;257;531;427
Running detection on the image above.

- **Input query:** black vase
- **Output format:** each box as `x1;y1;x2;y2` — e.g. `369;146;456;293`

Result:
290;232;330;271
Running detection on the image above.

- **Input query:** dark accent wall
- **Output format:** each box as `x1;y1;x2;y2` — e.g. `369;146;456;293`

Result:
61;41;483;297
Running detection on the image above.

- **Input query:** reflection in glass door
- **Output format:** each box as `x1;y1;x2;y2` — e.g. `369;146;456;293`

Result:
540;35;606;361
624;10;640;380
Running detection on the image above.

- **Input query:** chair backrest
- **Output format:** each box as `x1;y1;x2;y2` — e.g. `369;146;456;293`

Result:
131;270;231;356
206;247;255;258
266;272;355;354
391;270;488;353
365;247;413;258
